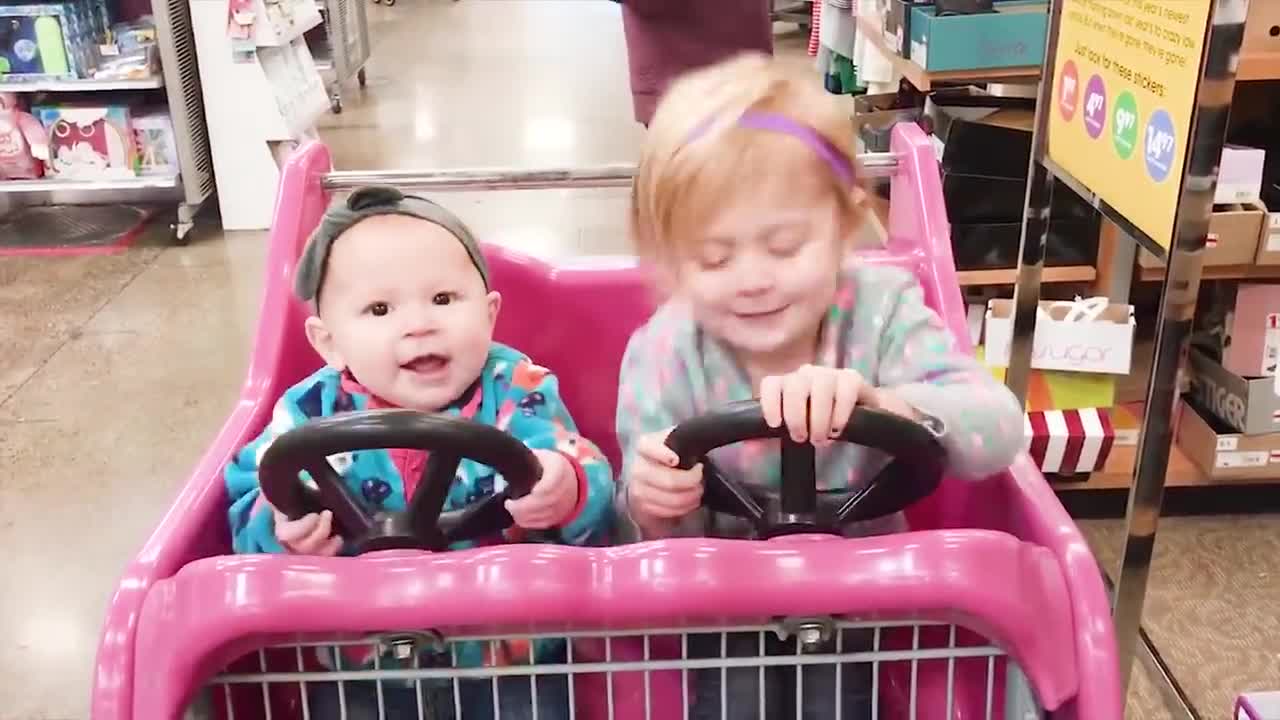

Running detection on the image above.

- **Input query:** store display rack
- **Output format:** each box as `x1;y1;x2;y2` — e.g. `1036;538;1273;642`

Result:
0;0;213;241
310;0;370;113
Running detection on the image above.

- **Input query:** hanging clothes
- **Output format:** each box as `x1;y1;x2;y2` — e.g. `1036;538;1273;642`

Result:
621;0;774;125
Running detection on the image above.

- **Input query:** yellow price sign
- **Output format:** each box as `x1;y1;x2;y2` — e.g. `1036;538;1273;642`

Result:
1046;0;1213;249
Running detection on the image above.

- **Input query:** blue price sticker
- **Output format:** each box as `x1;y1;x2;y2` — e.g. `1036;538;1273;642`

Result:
1143;109;1176;183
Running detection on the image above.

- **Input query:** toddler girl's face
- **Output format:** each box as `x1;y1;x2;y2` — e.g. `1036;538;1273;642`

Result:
307;215;499;411
675;178;848;362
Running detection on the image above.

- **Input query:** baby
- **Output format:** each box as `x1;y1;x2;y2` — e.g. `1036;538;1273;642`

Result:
616;54;1024;718
225;186;614;720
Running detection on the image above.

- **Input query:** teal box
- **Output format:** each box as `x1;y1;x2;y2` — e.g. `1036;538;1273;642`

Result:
908;1;1047;72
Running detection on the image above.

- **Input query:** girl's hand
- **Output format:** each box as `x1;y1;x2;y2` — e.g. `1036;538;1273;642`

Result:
506;449;580;529
759;365;920;447
626;429;704;535
274;509;344;556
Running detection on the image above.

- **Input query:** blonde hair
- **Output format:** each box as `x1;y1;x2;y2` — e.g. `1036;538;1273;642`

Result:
631;52;866;268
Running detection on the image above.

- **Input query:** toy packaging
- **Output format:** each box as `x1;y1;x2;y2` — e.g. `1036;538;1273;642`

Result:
0;2;103;80
130;106;175;176
0;92;48;178
33;103;136;179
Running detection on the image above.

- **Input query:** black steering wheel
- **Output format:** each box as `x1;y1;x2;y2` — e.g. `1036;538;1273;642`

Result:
259;409;542;554
664;400;946;538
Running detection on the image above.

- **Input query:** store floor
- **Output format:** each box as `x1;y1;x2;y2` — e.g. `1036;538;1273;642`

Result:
0;2;1274;718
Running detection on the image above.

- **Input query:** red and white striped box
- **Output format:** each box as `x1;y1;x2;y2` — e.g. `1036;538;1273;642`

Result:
1023;408;1115;475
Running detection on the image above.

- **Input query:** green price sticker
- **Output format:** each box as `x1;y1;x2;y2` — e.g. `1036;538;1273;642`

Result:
1112;91;1139;159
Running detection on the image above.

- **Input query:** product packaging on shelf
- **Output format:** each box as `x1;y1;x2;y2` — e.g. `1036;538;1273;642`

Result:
1138;203;1266;269
984;297;1136;376
1188;348;1280;436
924;93;1102;269
908;0;1047;72
1202;283;1280;379
1258;195;1280;265
94;18;158;80
1023;407;1115;476
33;102;136;179
1178;396;1280;482
0;2;104;81
978;346;1115;412
0;91;48;178
884;0;932;59
1217;145;1266;205
130;106;175;176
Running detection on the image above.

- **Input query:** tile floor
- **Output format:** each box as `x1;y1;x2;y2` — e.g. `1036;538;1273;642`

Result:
0;1;1276;718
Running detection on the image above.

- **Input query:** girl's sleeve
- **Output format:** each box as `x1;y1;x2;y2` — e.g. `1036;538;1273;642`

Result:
503;361;615;546
874;275;1026;480
614;321;708;540
225;395;309;554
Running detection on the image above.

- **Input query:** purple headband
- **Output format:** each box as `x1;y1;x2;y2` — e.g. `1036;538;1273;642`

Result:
685;110;856;185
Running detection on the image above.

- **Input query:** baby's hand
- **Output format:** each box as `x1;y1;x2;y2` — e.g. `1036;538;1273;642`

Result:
274;509;344;555
759;365;919;447
626;429;703;535
505;449;579;529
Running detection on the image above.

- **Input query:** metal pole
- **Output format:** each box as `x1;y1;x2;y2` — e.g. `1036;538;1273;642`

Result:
1004;0;1067;405
321;154;901;192
1112;0;1249;695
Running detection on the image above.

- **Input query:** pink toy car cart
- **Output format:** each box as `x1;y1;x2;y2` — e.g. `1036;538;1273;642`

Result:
90;123;1122;720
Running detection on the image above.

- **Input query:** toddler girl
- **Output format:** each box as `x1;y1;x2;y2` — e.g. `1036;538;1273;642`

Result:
226;186;615;719
615;54;1024;718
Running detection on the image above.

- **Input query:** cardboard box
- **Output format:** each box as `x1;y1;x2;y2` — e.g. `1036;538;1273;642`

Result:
925;96;1036;178
1258;201;1280;265
951;218;1099;271
854;91;925;154
1178;397;1280;481
1217;145;1266;205
1138;203;1265;268
1220;284;1280;379
985;298;1135;375
908;1;1047;73
885;0;933;58
1242;0;1280;67
1189;347;1280;436
980;346;1116;411
1024;408;1115;475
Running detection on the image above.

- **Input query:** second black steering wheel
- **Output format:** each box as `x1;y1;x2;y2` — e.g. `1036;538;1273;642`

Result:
663;400;946;538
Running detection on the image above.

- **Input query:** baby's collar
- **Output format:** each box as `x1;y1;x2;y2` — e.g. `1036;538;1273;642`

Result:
338;369;483;416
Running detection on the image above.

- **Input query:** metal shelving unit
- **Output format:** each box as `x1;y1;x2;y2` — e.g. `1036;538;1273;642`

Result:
0;77;165;93
0;0;214;241
312;0;370;113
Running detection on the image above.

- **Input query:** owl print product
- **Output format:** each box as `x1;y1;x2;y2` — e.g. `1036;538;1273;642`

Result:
35;105;137;179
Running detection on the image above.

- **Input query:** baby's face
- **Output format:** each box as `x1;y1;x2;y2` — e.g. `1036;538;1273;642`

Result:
309;215;498;412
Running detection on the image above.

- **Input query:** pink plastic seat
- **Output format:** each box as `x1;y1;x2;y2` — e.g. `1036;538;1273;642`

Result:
90;124;1121;720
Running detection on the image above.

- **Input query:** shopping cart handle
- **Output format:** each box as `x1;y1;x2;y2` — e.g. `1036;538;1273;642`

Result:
259;409;541;553
664;400;946;538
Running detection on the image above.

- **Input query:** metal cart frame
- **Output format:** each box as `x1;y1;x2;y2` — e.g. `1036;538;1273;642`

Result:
317;0;371;113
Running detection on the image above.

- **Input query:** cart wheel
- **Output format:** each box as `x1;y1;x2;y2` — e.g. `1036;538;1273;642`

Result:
330;94;343;114
357;68;367;87
384;0;395;6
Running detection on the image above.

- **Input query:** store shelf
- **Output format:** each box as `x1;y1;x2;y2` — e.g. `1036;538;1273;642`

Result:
1138;263;1280;282
957;264;1096;286
1053;443;1280;491
1238;51;1280;81
854;16;1040;91
0;174;178;193
0;76;164;92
